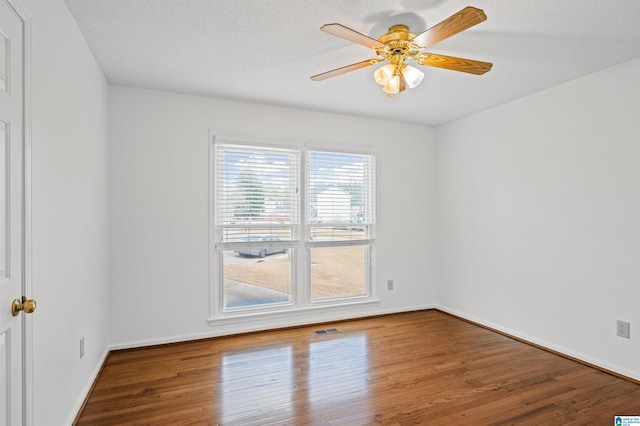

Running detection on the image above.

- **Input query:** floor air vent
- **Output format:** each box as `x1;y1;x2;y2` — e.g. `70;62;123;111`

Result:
314;328;341;336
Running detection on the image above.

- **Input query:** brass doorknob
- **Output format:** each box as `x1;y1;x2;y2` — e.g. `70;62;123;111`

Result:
11;296;37;317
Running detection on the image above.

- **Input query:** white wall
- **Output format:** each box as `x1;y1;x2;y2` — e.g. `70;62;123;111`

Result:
108;86;437;347
436;57;640;380
23;0;111;424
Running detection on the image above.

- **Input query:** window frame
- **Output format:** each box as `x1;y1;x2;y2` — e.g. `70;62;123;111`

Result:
209;133;378;323
304;147;376;304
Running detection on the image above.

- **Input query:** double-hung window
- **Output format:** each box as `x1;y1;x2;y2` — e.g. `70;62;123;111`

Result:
305;150;375;302
212;136;375;317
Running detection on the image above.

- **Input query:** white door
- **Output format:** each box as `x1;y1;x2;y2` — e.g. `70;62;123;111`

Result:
0;0;30;424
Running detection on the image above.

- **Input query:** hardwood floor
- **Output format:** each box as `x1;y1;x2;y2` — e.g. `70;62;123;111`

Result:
75;310;640;425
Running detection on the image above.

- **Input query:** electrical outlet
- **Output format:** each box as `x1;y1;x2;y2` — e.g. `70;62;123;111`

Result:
80;337;85;359
617;321;630;339
387;279;394;290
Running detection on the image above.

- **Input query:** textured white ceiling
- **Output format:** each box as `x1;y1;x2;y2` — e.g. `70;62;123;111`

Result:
64;0;640;126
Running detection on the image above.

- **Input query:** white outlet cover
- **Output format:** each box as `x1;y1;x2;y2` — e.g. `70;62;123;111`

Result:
617;321;630;339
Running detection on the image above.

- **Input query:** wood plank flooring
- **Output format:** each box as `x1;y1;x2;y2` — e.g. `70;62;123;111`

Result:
75;310;640;425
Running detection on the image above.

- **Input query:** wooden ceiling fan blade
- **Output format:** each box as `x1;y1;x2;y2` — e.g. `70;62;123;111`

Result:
310;59;379;81
320;23;385;49
416;53;492;75
412;6;487;49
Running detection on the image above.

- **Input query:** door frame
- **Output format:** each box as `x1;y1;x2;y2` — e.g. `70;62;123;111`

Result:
5;0;33;423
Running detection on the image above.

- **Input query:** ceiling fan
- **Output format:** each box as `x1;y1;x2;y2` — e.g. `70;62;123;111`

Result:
311;6;493;96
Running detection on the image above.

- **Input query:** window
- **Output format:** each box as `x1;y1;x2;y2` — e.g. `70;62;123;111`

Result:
306;150;375;301
211;136;376;318
214;143;299;311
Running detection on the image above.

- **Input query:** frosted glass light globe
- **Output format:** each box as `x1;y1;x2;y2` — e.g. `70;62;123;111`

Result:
383;74;401;94
403;65;424;88
374;64;395;86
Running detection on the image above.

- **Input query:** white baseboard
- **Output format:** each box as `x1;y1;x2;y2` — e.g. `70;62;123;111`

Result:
436;304;640;382
109;304;437;351
64;348;110;426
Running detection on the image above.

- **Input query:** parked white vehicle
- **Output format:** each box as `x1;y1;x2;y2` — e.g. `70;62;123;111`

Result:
235;235;288;258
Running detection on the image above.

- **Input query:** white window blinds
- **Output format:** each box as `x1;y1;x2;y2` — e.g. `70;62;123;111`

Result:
215;143;300;243
306;150;376;242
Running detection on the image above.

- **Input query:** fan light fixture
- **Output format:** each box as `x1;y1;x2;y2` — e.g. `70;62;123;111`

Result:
373;63;424;94
310;7;493;96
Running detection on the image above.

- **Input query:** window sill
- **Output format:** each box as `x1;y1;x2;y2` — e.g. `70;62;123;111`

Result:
208;298;381;327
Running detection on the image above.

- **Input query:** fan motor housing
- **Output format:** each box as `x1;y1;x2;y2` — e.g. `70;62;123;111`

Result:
378;25;420;57
378;24;416;43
